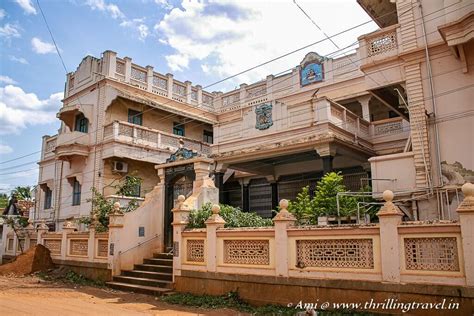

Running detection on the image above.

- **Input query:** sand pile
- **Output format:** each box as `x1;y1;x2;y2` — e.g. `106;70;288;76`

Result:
0;245;54;275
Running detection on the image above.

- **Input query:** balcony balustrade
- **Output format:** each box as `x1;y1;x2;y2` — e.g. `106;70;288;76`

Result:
358;24;401;66
103;120;212;156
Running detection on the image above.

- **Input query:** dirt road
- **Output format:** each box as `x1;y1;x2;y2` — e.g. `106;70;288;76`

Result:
0;275;243;315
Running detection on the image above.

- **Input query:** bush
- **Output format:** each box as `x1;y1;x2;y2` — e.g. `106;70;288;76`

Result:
187;203;273;229
288;186;313;224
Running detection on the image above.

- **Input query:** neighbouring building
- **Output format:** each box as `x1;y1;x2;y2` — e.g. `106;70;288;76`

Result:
34;0;473;230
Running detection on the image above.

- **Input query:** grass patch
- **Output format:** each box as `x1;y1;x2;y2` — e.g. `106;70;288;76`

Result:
36;269;105;287
161;292;377;315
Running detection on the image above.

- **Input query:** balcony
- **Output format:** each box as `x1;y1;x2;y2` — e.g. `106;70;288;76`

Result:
42;135;57;160
54;131;90;160
213;97;410;161
358;24;401;67
103;121;211;163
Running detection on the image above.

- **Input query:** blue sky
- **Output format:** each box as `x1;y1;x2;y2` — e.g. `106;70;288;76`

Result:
0;0;377;193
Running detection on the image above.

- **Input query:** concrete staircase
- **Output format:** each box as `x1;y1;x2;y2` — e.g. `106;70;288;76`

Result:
107;253;173;296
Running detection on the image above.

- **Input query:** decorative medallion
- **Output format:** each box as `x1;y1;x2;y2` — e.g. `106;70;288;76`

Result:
299;52;325;86
166;138;198;163
255;103;273;130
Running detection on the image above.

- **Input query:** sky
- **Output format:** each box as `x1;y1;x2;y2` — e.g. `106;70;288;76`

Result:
0;0;378;194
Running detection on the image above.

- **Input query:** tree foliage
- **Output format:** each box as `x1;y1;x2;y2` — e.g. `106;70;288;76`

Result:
288;172;359;224
187;203;273;229
11;186;33;200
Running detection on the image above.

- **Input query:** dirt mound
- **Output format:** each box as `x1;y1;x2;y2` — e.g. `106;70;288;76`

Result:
0;245;54;275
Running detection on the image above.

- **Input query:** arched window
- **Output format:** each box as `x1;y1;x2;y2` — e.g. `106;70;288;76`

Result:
74;113;88;133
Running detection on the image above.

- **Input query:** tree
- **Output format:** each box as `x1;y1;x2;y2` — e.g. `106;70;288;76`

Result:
11;186;32;200
288;186;313;225
0;193;8;209
312;172;357;218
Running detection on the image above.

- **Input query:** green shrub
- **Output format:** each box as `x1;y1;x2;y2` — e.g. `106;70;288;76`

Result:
187;203;273;229
288;185;313;225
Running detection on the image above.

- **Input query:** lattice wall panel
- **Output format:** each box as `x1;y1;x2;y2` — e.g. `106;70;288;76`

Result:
296;239;374;269
186;239;205;262
44;239;61;255
404;237;460;271
223;240;270;265
70;239;88;257
97;239;108;258
368;32;397;56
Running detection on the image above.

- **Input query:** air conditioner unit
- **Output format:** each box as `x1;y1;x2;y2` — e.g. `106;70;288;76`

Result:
113;161;128;173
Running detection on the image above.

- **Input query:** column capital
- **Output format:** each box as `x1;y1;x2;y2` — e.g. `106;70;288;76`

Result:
315;144;336;157
205;204;226;226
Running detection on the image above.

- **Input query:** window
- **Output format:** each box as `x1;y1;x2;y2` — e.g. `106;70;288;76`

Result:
128;109;143;126
44;187;52;209
173;122;185;136
203;130;213;143
72;179;81;206
74;114;88;133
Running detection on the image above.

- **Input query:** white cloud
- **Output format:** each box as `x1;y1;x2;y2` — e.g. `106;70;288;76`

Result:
120;18;149;41
0;144;13;154
15;0;37;15
0;9;6;20
0;76;17;85
9;55;29;64
86;0;124;19
0;85;62;135
31;37;59;54
0;23;21;39
155;0;173;10
155;0;377;88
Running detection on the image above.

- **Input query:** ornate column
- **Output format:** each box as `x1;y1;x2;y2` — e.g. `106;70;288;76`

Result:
108;202;124;276
273;199;296;276
358;95;371;122
193;159;218;208
172;195;190;278
205;204;226;272
456;183;474;286
377;190;404;283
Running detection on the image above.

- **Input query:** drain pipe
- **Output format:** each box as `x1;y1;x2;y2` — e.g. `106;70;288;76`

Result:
418;0;443;187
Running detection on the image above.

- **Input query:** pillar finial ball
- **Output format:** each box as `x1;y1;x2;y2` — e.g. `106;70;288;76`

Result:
113;201;121;210
211;204;221;214
462;182;474;197
382;190;394;202
279;199;289;210
177;195;186;202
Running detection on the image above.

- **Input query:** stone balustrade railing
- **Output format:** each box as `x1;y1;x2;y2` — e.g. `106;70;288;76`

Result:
98;52;215;109
103;120;212;156
2;220;108;264
173;183;474;287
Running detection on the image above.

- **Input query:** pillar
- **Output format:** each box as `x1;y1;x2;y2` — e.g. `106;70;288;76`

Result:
273;199;296;276
146;65;154;92
214;172;225;203
87;218;97;261
315;144;336;176
103;50;117;78
36;220;49;245
61;220;76;260
166;73;174;98
322;156;334;175
123;57;132;83
242;182;250;211
196;85;203;106
377;190;404;283
271;182;278;211
456;183;474;286
172;195;190;279
185;81;192;104
108;202;124;276
194;160;218;208
358;95;371;122
205;204;226;272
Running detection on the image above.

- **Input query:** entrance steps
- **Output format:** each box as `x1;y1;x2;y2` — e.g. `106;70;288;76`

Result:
107;253;173;296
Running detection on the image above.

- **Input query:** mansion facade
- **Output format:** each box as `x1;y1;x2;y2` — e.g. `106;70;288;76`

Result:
34;0;474;230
